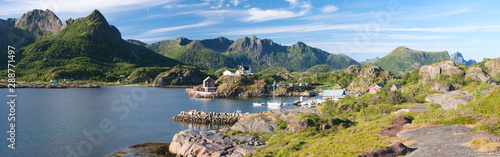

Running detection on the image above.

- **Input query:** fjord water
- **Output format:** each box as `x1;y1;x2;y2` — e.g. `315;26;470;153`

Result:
0;86;305;156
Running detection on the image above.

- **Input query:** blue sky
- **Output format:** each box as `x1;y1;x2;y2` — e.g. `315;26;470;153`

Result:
1;0;500;62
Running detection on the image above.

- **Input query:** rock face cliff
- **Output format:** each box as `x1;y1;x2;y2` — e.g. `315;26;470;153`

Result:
465;66;498;85
484;58;500;80
419;61;464;80
346;65;394;93
0;9;62;48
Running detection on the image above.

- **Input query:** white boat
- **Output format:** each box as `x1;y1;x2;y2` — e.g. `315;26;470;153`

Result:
253;101;265;106
267;81;282;107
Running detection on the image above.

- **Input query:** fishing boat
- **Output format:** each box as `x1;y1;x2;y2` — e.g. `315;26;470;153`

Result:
253;101;265;106
267;81;283;107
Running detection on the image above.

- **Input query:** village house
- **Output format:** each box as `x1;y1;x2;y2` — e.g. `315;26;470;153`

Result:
202;77;217;93
223;65;252;76
368;83;384;94
322;89;347;100
390;84;403;91
223;70;233;76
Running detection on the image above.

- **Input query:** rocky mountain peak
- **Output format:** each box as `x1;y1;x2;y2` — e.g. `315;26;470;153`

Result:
87;9;108;24
14;9;62;32
450;51;476;66
250;35;257;40
176;37;192;46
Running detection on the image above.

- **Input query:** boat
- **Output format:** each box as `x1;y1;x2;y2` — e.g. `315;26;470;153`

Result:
283;103;290;106
253;101;265;106
267;81;283;107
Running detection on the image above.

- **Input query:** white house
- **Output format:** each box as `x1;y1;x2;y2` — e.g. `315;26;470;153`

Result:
323;89;347;100
235;65;251;75
223;70;234;76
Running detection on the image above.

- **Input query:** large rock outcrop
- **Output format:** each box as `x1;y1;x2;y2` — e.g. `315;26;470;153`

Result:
425;91;474;109
419;61;464;80
346;65;394;93
484;58;500;79
430;83;455;93
465;66;498;85
169;130;264;157
153;66;207;87
231;114;277;134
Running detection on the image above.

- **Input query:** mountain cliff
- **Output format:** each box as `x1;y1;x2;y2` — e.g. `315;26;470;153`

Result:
375;46;450;73
450;52;476;66
13;9;182;81
146;35;360;71
0;9;62;49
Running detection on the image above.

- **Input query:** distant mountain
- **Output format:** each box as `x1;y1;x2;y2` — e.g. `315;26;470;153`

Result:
13;9;182;80
450;52;476;66
146;35;360;71
360;57;380;65
375;46;450;73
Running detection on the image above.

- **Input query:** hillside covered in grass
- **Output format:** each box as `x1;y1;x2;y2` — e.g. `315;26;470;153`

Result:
13;9;182;82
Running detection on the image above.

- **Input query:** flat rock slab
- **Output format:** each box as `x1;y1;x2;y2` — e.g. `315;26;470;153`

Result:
398;125;500;157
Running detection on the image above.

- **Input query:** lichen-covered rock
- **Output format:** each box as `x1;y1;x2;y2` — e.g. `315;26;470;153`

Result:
419;61;464;80
285;119;309;134
231;114;276;134
465;66;498;85
425;90;474;109
431;83;455;93
441;95;474;110
169;130;263;157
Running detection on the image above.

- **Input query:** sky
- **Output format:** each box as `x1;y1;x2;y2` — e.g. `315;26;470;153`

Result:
1;0;500;62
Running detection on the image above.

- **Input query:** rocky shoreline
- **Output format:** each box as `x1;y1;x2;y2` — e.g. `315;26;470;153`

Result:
0;83;100;88
172;110;245;125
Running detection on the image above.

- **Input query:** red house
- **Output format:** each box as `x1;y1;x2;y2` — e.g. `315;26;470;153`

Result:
202;77;216;92
390;84;403;91
368;83;384;94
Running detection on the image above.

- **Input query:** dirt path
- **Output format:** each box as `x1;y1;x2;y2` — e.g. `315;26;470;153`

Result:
398;125;500;157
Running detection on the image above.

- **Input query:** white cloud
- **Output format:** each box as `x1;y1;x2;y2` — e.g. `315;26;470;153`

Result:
241;1;311;22
220;23;365;35
141;20;218;36
0;0;174;17
382;25;500;33
163;2;209;9
230;0;246;6
242;8;303;22
384;34;453;40
285;0;299;6
320;5;338;13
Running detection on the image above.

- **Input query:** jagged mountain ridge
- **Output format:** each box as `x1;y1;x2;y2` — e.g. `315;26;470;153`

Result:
146;35;360;71
0;9;62;49
450;52;476;66
12;9;182;80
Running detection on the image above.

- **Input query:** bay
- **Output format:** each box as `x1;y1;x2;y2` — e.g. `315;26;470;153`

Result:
0;86;310;157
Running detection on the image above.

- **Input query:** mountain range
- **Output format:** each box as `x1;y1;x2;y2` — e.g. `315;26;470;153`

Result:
0;9;483;82
146;35;360;72
1;9;181;81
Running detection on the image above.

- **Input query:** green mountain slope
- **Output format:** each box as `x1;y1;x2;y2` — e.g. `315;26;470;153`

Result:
14;9;182;81
306;64;335;73
146;35;360;72
375;46;449;73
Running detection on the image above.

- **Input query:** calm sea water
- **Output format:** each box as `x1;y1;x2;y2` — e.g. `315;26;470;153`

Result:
0;86;311;157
